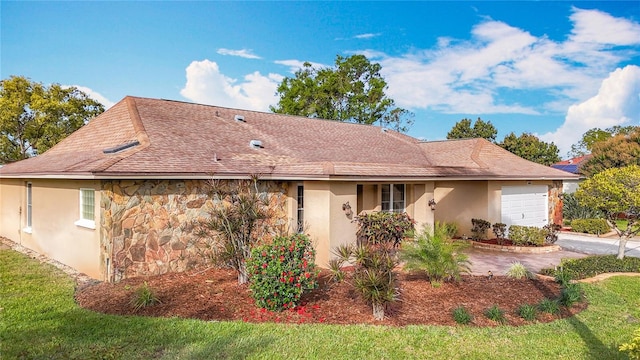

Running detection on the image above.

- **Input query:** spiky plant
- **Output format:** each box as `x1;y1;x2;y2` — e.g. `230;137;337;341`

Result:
506;261;535;279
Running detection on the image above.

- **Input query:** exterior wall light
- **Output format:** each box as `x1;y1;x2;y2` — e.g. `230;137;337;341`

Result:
428;199;437;211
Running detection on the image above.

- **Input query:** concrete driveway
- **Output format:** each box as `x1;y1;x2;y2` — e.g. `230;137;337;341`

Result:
466;232;640;276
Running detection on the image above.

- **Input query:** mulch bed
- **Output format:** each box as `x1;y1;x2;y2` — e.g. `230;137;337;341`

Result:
75;268;586;327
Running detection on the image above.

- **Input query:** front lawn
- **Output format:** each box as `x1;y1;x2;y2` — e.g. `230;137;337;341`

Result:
1;249;639;359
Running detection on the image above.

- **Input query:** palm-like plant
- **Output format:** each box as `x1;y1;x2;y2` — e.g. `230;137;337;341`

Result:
400;223;471;284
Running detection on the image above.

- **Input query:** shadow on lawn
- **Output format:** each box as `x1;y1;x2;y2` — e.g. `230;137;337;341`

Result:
566;315;622;360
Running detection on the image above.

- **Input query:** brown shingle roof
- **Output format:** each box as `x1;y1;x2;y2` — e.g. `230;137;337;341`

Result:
0;96;577;180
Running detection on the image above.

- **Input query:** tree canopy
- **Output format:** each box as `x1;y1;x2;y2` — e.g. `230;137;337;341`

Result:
575;165;640;259
569;126;640;158
499;132;561;166
580;128;640;177
446;118;498;142
270;55;413;132
0;76;104;163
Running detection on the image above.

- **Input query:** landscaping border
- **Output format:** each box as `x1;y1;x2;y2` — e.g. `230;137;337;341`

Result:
461;239;561;253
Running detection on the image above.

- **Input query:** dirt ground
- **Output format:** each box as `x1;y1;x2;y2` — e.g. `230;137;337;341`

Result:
75;267;585;327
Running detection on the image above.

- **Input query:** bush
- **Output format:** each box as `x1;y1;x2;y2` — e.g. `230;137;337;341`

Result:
484;305;506;324
471;218;491;240
543;223;561;244
559;283;582;307
570;218;610;235
542;255;640;280
538;298;560;315
247;234;318;311
553;268;573;287
517;304;537;321
453;306;473;325
441;221;459;238
399;224;471;284
492;223;507;244
620;327;640;360
563;192;604;220
130;282;161;311
506;262;534;279
355;211;415;247
508;225;545;246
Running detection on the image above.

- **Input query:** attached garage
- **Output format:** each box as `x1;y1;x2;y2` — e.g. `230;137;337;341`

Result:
501;185;548;229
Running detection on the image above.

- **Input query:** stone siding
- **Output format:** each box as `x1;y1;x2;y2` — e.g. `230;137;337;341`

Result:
100;179;288;282
549;181;563;225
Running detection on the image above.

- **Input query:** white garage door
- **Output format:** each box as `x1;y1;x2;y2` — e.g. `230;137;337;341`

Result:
501;185;548;229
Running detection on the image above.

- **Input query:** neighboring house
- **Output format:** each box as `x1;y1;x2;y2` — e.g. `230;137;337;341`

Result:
0;96;577;282
551;155;592;193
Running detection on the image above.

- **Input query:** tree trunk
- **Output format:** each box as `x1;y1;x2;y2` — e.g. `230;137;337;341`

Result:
617;237;628;260
372;303;385;321
238;262;249;285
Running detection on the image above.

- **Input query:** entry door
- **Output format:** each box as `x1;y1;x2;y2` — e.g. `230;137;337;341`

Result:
501;185;548;228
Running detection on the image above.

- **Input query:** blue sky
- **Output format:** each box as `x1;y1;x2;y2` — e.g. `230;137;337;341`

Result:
2;1;639;157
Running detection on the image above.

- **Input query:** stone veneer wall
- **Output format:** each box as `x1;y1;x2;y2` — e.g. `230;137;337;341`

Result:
100;179;289;282
549;180;563;225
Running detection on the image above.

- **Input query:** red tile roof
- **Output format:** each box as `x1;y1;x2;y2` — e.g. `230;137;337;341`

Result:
0;96;577;180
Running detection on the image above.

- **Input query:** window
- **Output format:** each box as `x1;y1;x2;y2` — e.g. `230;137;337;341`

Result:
75;188;95;229
297;185;304;233
24;182;32;232
381;184;405;213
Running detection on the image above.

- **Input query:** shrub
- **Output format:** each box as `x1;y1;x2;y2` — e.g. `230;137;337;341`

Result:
543;223;561;244
452;306;473;325
570;218;610;235
538;298;560;315
130;282;161;311
471;218;491;240
399;224;471;284
620;327;640;360
508;225;545;246
542;255;640;280
492;223;507;244
484;305;506;324
328;258;345;282
333;242;399;320
355;211;415;247
441;221;459;238
247;234;318;311
563;192;604;220
506;262;534;279
553;268;573;287
517;304;537;321
559;283;582;307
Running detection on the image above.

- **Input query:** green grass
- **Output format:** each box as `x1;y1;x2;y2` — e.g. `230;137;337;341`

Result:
2;250;640;359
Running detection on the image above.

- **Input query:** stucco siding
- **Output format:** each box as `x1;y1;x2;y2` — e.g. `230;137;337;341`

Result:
0;179;101;278
435;181;489;237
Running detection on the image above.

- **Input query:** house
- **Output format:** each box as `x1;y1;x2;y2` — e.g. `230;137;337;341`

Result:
0;96;577;281
551;155;592;193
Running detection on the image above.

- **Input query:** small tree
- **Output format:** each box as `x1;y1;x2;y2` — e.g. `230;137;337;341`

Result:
195;176;271;284
575;165;640;259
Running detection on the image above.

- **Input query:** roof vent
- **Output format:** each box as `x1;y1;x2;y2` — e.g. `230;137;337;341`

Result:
234;114;245;122
102;140;140;154
249;139;264;149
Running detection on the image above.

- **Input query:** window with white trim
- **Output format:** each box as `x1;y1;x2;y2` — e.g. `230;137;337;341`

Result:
24;182;33;232
381;184;405;213
75;188;95;229
296;185;304;233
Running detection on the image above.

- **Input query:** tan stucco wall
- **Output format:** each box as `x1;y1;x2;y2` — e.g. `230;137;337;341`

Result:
303;181;358;267
0;178;101;278
435;180;558;238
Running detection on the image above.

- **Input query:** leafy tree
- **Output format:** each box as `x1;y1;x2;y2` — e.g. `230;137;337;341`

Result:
446;117;498;142
569;126;640;158
270;54;414;132
0;75;104;163
580;129;640;177
575;165;640;259
194;176;272;284
499;132;561;166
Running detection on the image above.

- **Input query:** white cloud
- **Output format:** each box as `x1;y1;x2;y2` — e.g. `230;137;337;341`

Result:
540;65;640;155
354;33;381;39
274;59;327;73
569;7;640;45
67;85;115;108
180;59;282;111
216;48;262;59
366;7;640;118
